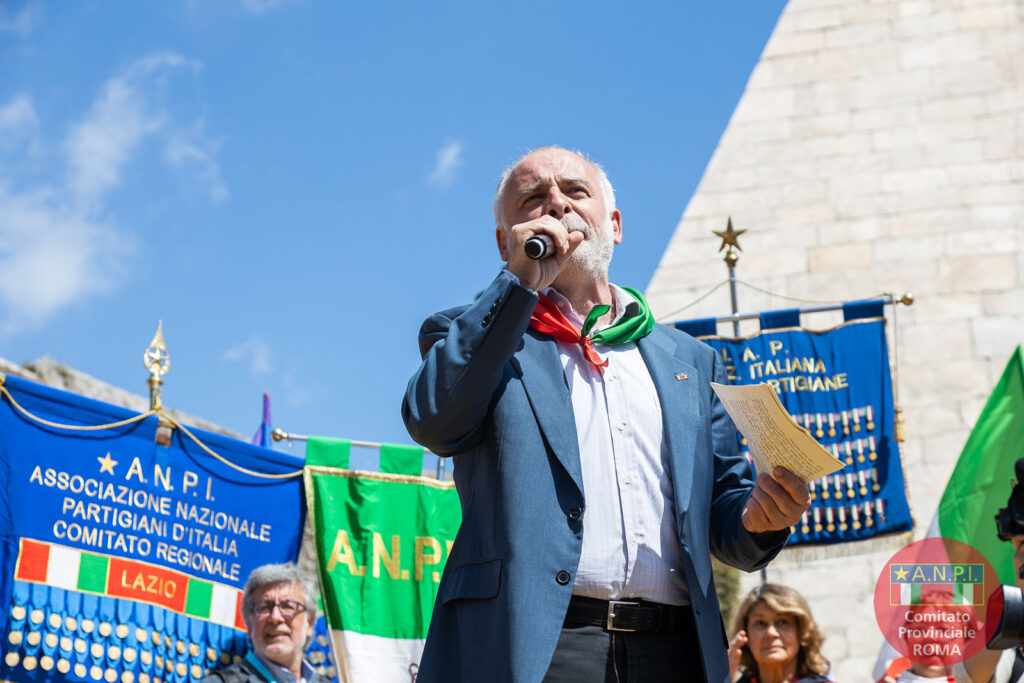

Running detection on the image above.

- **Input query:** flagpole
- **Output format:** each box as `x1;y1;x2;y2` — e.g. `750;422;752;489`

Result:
713;220;772;585
270;428;446;480
715;218;745;337
672;294;914;326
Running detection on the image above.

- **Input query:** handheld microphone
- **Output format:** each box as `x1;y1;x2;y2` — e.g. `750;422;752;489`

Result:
524;234;553;260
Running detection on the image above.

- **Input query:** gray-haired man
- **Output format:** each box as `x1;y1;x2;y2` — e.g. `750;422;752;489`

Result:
203;563;331;683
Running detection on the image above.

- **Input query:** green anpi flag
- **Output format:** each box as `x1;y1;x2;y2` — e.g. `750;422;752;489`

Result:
936;345;1024;584
304;438;460;683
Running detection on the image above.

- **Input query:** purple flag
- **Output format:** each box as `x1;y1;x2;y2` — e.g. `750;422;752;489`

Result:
251;391;272;446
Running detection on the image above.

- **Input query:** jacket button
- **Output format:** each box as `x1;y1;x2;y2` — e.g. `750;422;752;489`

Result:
556;570;571;585
568;507;583;520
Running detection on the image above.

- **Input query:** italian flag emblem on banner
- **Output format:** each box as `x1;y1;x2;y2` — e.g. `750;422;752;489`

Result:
15;538;247;629
886;563;985;606
891;582;979;606
303;438;460;683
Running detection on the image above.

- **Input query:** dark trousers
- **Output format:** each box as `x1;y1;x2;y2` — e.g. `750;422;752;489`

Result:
542;621;707;683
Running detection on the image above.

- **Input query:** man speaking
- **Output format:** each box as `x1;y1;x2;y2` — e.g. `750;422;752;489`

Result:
402;147;810;682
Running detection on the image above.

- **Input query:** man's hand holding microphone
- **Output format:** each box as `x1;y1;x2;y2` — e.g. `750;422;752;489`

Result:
500;215;584;292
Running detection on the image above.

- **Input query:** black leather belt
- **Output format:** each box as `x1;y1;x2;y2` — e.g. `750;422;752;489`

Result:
563;595;692;633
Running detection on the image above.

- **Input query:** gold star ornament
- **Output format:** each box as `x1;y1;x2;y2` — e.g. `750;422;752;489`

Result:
97;452;118;475
713;217;746;252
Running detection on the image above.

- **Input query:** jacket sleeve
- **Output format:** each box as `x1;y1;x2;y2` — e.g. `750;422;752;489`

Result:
706;348;790;571
401;272;539;456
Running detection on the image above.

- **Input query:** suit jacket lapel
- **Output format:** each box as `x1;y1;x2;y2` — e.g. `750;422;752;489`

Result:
515;331;584;494
515;325;702;503
638;327;700;521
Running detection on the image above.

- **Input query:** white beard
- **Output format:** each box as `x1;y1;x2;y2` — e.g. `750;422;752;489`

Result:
558;213;615;281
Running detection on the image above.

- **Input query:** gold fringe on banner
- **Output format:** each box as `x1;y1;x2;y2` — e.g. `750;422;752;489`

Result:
894;405;907;443
773;530;915;565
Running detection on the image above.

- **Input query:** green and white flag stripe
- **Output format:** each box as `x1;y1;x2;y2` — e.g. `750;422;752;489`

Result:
183;578;242;626
32;542;107;593
339;631;425;683
900;583;922;605
52;544;101;592
897;582;977;605
304;439;460;683
952;583;976;605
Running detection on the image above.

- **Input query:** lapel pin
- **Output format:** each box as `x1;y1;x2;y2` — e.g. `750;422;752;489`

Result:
674;372;689;381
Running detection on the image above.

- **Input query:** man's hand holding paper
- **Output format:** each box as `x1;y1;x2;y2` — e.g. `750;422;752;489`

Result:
742;466;811;534
711;382;845;481
710;381;845;534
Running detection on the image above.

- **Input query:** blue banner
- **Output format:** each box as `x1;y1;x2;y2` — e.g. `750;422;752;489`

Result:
0;373;306;682
675;306;914;548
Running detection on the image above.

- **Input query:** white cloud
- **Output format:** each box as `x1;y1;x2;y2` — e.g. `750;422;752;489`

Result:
0;184;131;334
0;52;225;335
428;140;463;188
65;52;194;209
0;1;42;36
165;127;228;202
223;336;273;374
0;94;38;134
0;94;39;153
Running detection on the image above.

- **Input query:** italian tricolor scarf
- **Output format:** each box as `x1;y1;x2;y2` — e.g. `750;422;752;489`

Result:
528;286;655;368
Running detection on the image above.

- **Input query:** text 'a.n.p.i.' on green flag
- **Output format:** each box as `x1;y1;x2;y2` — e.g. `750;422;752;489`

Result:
303;438;461;683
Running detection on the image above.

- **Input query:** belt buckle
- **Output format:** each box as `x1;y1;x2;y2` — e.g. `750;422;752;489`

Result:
606;600;639;632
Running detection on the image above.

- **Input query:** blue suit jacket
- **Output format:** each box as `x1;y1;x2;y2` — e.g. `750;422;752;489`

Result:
402;273;788;682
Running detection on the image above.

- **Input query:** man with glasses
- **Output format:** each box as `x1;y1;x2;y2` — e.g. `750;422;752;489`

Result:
203;563;330;683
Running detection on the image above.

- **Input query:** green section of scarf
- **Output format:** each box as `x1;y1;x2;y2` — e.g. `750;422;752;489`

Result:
580;286;656;344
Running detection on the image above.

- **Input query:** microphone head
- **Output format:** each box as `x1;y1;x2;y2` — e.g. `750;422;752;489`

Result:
524;235;551;260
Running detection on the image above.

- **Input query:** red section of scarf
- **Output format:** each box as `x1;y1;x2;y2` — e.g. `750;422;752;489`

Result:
528;293;608;369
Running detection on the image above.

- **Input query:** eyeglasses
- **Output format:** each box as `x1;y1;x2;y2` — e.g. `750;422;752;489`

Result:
249;600;307;619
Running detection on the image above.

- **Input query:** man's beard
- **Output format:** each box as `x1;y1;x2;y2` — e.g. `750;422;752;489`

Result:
558;213;614;280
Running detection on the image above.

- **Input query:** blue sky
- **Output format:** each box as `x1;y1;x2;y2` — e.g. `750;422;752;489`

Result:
0;0;786;470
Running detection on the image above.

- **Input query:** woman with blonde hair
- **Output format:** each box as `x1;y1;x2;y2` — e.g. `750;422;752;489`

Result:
728;583;833;683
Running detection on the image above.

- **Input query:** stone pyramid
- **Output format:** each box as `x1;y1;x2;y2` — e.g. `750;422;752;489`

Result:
646;0;1023;677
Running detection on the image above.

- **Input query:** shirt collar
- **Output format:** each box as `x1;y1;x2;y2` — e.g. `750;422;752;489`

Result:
541;284;634;333
252;650;314;683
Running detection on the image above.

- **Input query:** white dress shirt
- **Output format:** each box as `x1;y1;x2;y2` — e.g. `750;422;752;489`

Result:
542;284;689;606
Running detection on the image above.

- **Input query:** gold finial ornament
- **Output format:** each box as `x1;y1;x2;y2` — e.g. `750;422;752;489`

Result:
714;217;745;270
144;321;170;411
713;216;746;252
144;321;174;445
